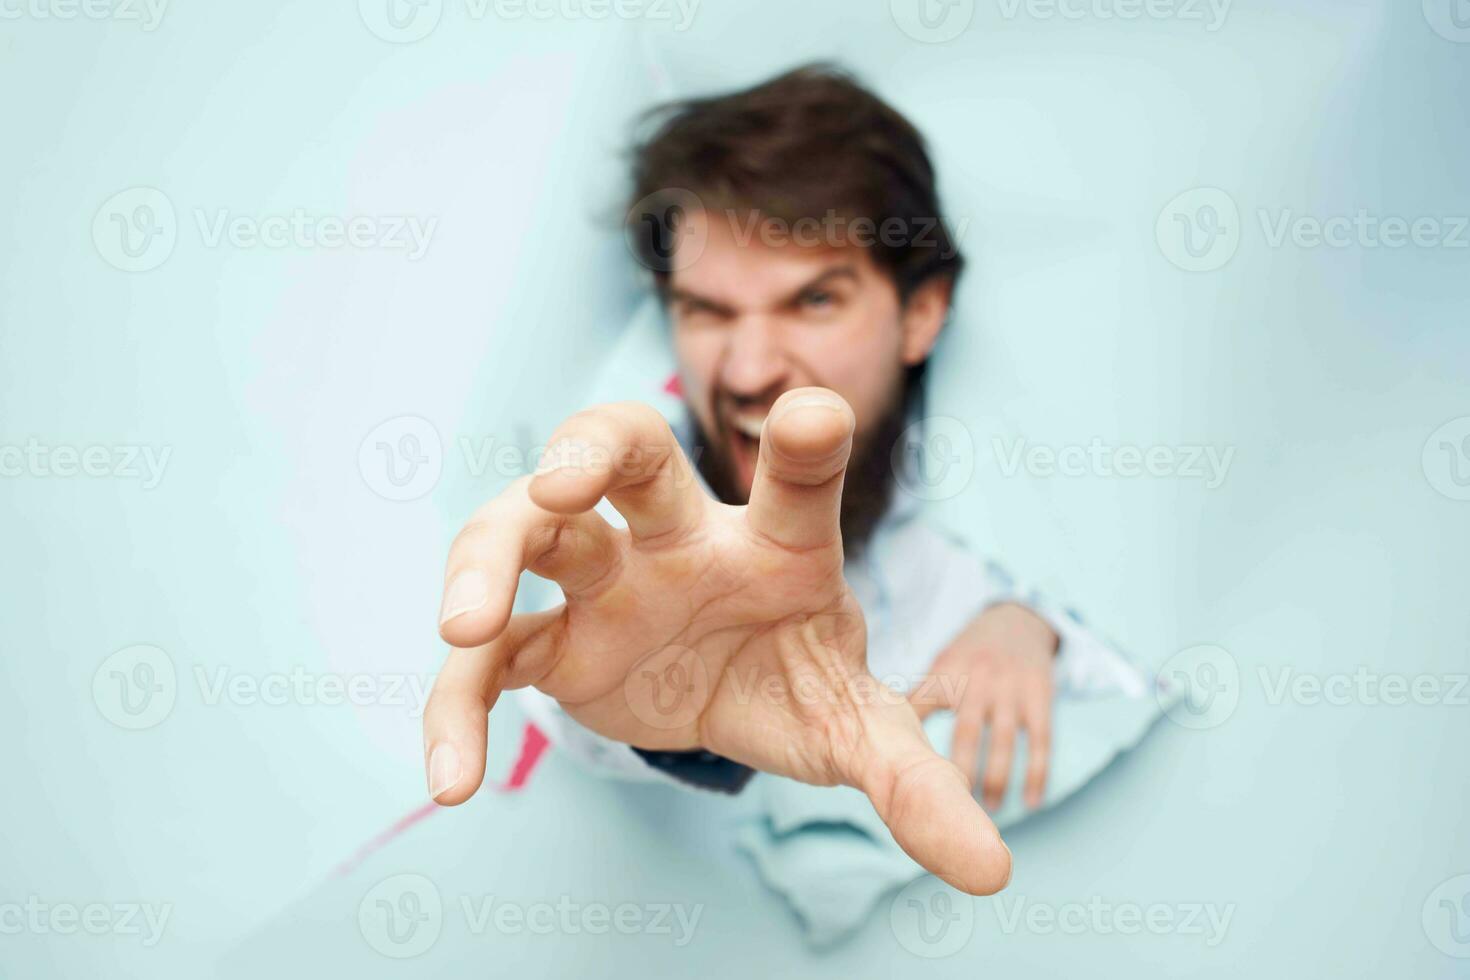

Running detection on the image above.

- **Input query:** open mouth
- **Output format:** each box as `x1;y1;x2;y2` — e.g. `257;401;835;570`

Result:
725;410;768;496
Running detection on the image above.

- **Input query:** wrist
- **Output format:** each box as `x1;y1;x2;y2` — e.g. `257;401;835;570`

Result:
977;601;1060;657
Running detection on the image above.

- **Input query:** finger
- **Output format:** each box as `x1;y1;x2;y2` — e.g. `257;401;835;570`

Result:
746;387;855;551
423;608;567;806
439;477;619;649
1022;693;1052;809
529;402;705;542
981;704;1018;812
853;700;1012;896
907;670;958;721
948;689;990;784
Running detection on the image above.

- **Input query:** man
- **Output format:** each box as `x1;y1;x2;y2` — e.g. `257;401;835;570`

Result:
422;65;1118;897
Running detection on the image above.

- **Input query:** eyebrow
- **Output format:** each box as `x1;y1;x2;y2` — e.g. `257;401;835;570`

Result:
668;263;861;316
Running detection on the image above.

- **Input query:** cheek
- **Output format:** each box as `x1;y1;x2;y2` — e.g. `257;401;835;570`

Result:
787;317;905;427
673;329;719;411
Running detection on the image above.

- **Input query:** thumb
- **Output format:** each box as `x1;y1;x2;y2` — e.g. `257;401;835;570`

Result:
851;699;1012;895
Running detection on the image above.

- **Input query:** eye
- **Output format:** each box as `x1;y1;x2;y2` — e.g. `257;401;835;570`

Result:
800;290;835;310
677;299;723;324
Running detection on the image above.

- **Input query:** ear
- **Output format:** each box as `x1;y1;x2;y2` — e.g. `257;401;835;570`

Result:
899;276;953;367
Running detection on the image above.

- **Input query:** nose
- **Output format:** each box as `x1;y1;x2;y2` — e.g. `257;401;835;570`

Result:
719;315;788;398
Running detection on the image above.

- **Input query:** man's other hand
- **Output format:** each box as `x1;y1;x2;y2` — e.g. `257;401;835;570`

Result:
911;604;1058;811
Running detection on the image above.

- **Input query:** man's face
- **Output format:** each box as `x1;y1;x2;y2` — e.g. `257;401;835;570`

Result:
667;209;941;506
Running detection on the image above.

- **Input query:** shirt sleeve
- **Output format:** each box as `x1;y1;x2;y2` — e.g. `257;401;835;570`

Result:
973;555;1149;699
895;519;1146;699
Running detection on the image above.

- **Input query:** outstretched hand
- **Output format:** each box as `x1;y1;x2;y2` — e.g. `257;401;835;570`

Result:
423;387;1011;895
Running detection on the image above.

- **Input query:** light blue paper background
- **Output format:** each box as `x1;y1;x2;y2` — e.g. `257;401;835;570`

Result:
1;2;1467;977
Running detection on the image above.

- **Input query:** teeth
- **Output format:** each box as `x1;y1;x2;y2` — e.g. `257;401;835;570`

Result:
730;414;766;440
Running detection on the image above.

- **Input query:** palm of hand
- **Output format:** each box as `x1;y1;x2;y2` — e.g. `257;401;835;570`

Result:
544;505;872;786
426;389;1011;896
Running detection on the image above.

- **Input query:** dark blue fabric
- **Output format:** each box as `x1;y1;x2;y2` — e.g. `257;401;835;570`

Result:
631;747;755;794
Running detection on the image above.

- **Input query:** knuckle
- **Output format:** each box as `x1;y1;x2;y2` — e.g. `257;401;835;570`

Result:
451;519;498;551
468;482;530;525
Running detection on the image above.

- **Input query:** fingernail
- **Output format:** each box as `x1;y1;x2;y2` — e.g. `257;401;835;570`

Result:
1000;840;1014;890
440;570;488;625
428;743;461;801
774;392;846;421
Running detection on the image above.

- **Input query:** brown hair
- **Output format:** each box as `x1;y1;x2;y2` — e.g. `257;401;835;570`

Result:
626;63;966;307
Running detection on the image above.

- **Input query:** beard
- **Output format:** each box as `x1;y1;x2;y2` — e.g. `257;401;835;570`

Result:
689;384;913;558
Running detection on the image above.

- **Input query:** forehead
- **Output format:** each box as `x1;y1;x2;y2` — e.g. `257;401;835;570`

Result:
669;208;882;309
